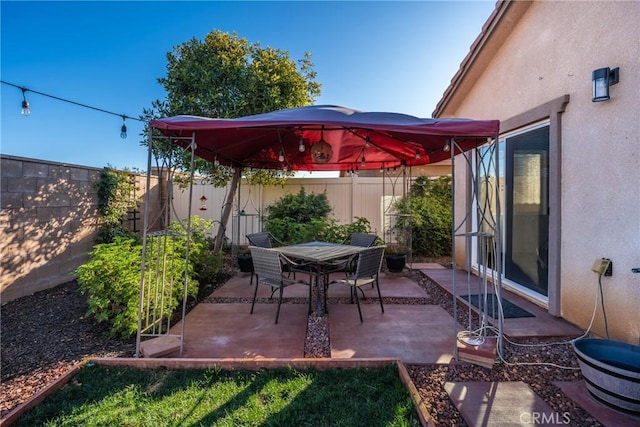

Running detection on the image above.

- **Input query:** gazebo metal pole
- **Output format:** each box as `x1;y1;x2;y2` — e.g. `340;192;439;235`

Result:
136;127;154;358
494;136;504;354
236;169;242;250
178;132;197;357
450;139;458;360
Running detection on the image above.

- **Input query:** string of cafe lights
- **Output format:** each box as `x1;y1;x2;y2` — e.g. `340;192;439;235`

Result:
1;80;144;139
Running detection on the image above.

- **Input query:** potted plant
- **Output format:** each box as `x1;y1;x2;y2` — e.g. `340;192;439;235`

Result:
384;243;407;273
236;247;254;273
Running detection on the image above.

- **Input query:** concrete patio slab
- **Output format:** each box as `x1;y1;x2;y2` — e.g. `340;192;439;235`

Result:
444;381;559;426
171;303;308;359
423;269;584;338
328;304;458;364
211;274;313;299
326;273;429;299
554;381;640;426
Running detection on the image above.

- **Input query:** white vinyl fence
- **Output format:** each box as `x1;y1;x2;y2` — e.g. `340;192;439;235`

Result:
170;174;415;247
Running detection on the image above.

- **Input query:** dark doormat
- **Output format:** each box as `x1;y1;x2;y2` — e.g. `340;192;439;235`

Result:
461;294;535;319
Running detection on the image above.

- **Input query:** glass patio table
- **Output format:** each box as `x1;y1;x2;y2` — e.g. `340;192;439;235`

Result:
273;241;366;315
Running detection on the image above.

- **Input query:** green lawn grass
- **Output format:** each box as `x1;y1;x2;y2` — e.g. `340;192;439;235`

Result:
17;364;419;426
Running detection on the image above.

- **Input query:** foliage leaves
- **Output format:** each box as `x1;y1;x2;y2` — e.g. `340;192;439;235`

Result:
141;30;321;185
75;217;219;338
263;188;373;245
94;167;140;244
393;175;453;257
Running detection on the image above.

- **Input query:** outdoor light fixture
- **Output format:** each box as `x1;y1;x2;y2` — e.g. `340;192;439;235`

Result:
199;195;208;211
415;149;421;160
310;126;333;163
213;155;219;167
278;149;285;162
361;155;366;167
592;67;620;102
120;116;127;139
20;88;30;116
443;140;451;152
298;139;306;152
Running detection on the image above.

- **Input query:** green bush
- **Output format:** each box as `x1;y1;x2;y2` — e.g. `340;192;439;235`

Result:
168;216;223;285
94;223;139;245
75;217;218;338
265;188;331;223
264;187;374;244
394;175;452;257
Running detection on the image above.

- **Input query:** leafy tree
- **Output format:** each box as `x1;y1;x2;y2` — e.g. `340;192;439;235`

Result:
141;30;321;185
140;30;321;251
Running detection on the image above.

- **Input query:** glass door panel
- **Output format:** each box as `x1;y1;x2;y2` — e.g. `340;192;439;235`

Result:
504;126;549;296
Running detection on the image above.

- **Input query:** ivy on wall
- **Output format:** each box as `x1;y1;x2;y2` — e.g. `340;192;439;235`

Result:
94;167;140;243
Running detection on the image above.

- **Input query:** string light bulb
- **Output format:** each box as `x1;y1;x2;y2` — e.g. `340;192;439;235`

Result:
120;116;127;139
443;140;451;152
214;155;219;167
278;149;285;162
299;139;306;152
415;149;421;160
21;88;30;116
361;155;366;167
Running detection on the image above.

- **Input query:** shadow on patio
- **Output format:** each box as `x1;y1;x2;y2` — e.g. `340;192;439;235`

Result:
167;263;583;363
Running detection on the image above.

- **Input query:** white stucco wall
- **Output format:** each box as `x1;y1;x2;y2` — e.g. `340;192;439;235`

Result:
448;1;639;344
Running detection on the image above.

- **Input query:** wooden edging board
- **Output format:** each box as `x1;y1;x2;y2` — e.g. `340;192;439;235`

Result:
1;357;435;427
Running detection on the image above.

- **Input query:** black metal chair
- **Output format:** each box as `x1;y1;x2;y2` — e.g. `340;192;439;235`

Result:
246;232;288;285
325;246;386;322
246;231;281;248
249;246;312;324
323;233;379;283
346;233;378;248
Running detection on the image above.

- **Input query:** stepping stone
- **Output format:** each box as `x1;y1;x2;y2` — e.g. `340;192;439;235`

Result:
456;336;497;369
445;381;561;426
140;335;181;358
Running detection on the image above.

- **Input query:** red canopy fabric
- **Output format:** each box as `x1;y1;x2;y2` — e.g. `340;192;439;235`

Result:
149;105;500;171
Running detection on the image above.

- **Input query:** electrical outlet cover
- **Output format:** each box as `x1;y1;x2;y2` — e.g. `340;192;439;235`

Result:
591;258;611;275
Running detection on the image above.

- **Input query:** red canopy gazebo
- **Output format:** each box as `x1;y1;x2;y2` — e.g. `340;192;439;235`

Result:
139;105;502;359
149;104;499;172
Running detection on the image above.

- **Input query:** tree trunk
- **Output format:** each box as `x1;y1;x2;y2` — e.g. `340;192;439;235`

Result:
214;167;242;253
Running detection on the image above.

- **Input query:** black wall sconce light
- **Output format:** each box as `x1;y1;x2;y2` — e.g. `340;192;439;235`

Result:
592;67;620;102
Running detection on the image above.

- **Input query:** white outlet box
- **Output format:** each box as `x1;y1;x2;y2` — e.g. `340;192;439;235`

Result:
591;258;611;275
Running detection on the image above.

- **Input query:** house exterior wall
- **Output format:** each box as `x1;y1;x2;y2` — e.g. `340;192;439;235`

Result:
0;155;163;303
441;1;640;344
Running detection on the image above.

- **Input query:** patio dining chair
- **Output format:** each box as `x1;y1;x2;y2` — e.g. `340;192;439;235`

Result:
246;232;290;285
249;246;312;324
346;232;379;248
326;246;386;322
323;232;379;283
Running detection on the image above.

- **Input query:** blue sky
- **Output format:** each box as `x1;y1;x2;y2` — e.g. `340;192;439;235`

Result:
1;1;495;171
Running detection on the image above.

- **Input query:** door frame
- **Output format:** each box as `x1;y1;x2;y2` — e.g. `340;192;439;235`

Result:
496;95;570;316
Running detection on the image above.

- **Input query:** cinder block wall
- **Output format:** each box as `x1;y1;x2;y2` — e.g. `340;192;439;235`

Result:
0;155;163;303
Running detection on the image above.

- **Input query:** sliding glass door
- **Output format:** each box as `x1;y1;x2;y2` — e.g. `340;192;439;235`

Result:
504;126;549;296
477;123;550;298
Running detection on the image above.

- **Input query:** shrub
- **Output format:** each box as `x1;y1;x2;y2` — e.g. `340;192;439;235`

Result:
265;188;331;223
75;217;216;338
393;175;452;257
264;187;374;245
167;215;223;285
